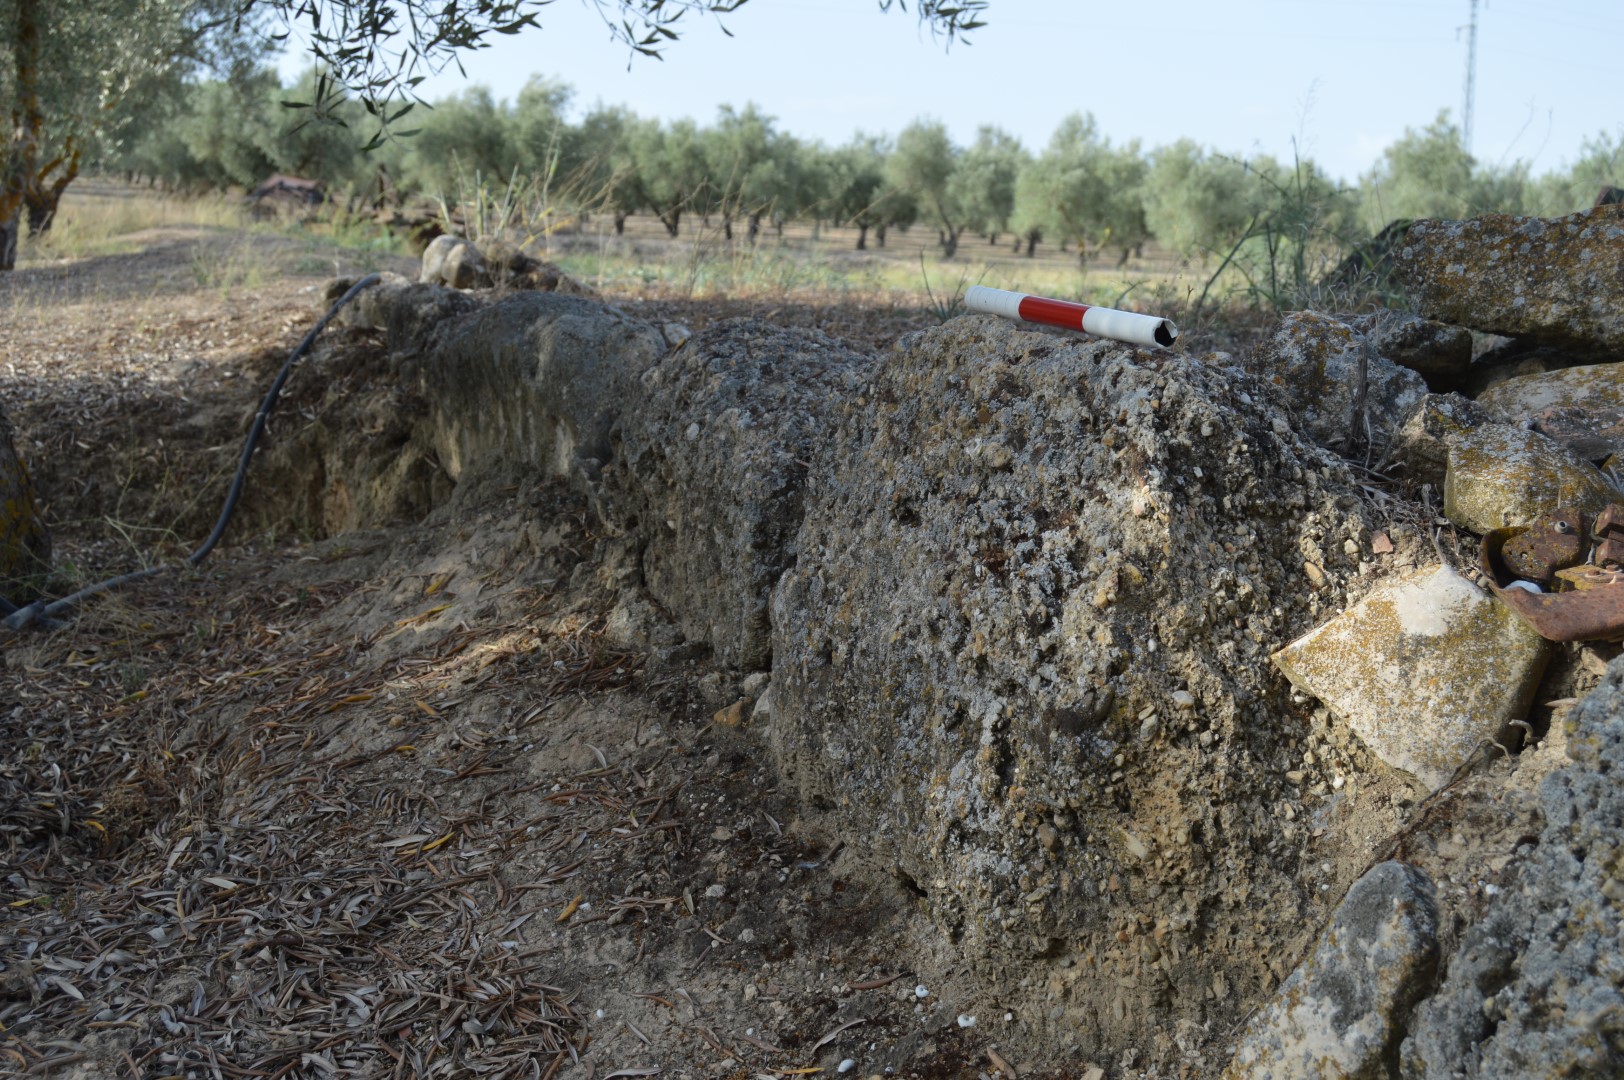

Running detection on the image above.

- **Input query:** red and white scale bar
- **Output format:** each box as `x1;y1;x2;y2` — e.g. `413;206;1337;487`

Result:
964;286;1179;348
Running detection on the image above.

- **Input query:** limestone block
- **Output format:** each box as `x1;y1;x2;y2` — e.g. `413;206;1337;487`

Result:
1225;862;1439;1079
1394;205;1624;355
1475;361;1624;424
1273;565;1550;792
479;238;596;295
1245;312;1426;455
1400;654;1624;1078
332;273;479;348
1348;310;1474;381
1442;423;1618;534
420;234;491;290
1383;394;1491;488
408;292;667;487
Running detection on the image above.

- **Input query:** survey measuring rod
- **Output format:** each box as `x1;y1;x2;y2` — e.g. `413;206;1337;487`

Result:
964;286;1179;348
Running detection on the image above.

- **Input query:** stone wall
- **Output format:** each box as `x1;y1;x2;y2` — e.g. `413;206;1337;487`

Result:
328;205;1624;1075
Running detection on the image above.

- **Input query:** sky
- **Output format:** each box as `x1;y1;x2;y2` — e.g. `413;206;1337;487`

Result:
277;0;1621;184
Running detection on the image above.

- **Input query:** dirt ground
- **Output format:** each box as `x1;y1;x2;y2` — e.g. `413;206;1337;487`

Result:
0;211;1601;1080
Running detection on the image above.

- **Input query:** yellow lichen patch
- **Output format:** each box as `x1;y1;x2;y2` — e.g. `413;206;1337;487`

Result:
1394;205;1624;352
1477;362;1624;422
1443;424;1617;535
1272;565;1551;792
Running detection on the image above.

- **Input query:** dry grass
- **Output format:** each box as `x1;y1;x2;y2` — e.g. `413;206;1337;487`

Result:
17;181;256;265
546;211;1202;314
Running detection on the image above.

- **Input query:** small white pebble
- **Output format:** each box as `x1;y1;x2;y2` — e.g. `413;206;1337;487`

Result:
957;1014;976;1028
1004;1012;1014;1022
705;884;726;899
914;985;929;999
837;1059;856;1074
595;1009;605;1020
1332;774;1345;790
1172;690;1196;710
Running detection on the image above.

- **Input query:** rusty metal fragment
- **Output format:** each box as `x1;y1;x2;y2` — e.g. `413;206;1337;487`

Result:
1499;506;1589;586
1480;503;1624;640
1593;504;1624;567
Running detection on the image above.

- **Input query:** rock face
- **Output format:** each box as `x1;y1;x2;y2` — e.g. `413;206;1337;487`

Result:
1272;565;1550;792
403;292;668;488
1394;205;1624;356
771;315;1373;1054
1245;312;1427;456
1442;424;1618;535
1225;862;1440;1080
1349;310;1474;382
481;239;596;296
1399;658;1624;1078
1476;362;1624;424
420;234;490;290
335;273;480;347
1382;394;1490;488
609;321;870;671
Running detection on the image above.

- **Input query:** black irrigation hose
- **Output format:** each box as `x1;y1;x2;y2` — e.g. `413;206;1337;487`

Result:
2;274;382;632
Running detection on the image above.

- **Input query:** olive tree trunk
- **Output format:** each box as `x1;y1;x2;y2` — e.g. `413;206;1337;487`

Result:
5;0;83;266
0;214;18;271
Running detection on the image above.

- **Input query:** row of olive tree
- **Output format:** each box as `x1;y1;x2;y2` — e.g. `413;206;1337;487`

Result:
97;66;1623;268
1;1;987;272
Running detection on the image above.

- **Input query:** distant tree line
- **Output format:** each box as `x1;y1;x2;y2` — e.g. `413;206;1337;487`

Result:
93;67;1624;271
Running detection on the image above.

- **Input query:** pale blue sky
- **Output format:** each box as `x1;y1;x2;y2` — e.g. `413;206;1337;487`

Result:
279;0;1620;183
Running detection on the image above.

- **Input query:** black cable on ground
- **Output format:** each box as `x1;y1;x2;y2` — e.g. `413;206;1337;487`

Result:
2;273;382;632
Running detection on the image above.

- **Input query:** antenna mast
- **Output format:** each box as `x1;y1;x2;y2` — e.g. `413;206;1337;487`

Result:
1462;0;1480;154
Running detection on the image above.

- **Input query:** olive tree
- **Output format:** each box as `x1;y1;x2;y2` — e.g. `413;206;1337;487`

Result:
626;116;708;237
826;135;887;250
400;86;521;196
825;134;916;250
702;103;777;239
888;118;965;256
572;103;643;232
257;1;988;124
1;0;248;267
511;75;579;194
1359;112;1479;226
1532;130;1624;214
1011;112;1136;265
948;124;1024;246
1141;139;1258;257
